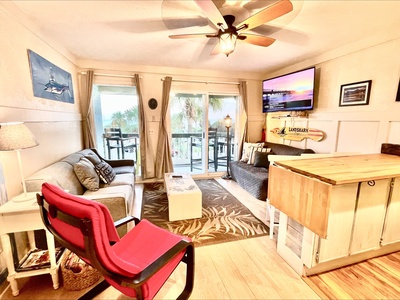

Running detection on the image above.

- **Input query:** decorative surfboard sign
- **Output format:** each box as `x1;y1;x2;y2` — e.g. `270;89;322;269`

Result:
270;127;325;142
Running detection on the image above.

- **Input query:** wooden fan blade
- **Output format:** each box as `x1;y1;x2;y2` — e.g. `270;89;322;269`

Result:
240;34;276;47
194;0;227;29
169;33;216;39
237;0;293;32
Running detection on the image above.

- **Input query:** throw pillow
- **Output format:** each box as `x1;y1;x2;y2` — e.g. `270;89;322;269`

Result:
253;151;271;168
85;153;102;166
95;161;116;184
248;146;270;165
73;157;100;191
240;142;264;163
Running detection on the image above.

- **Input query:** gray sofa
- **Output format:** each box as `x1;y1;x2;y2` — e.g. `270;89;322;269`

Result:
230;142;314;200
25;148;135;236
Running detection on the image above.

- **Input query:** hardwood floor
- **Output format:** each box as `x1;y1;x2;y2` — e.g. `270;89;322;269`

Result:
2;178;398;299
305;251;400;299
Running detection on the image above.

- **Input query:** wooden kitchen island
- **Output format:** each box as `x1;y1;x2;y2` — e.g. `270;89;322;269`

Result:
268;153;400;276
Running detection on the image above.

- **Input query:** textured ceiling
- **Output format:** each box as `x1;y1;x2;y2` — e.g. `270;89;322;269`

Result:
11;0;400;74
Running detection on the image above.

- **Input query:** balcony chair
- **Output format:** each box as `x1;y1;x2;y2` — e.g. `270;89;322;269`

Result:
190;128;218;172
215;131;234;171
37;183;195;300
104;127;137;160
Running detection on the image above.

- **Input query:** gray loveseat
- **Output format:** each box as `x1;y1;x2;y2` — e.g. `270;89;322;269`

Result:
230;142;314;201
25;148;135;236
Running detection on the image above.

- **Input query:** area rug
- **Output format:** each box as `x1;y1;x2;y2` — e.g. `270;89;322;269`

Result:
142;179;269;247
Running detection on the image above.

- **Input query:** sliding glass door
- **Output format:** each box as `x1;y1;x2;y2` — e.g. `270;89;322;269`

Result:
92;85;140;172
208;94;237;174
170;92;238;175
170;93;206;174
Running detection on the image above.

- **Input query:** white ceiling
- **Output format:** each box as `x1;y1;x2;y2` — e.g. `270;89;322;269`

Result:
11;0;400;74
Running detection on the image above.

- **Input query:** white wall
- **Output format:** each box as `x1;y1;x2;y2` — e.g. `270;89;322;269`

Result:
265;37;400;154
0;3;83;199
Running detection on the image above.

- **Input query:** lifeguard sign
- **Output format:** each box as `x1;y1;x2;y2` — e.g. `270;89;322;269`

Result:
270;127;325;142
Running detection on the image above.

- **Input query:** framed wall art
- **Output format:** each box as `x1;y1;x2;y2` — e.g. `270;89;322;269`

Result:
339;80;372;107
27;49;74;103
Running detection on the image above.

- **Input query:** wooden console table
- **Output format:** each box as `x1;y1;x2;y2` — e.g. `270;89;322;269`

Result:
268;154;400;275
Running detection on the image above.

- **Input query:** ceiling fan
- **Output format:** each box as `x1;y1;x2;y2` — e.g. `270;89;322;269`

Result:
169;0;293;57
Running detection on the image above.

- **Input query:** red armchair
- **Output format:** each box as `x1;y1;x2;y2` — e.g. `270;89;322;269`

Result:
37;183;194;300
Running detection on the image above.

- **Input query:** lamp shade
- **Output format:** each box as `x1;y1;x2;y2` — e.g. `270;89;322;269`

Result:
0;122;39;151
224;114;232;128
219;32;237;57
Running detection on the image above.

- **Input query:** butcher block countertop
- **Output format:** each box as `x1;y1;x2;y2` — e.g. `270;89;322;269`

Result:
273;154;400;185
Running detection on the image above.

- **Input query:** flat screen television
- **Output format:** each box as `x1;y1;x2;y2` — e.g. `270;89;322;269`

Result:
262;67;315;113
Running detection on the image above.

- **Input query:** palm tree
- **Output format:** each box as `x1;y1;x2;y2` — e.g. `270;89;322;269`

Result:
110;111;126;129
110;106;138;133
123;106;139;133
171;94;224;133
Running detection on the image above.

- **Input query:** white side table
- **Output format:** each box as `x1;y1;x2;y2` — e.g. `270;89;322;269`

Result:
0;192;60;296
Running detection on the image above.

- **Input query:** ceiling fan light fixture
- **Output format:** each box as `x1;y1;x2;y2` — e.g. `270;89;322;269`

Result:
219;32;237;57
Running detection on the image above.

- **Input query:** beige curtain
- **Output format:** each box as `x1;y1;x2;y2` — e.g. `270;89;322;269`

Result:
135;74;150;179
80;70;96;148
238;80;249;157
155;77;174;178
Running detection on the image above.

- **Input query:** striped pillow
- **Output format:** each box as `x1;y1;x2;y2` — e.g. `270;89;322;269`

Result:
240;142;264;163
247;147;271;165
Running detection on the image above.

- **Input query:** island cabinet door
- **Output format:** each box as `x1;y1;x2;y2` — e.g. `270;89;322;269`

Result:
316;183;359;264
381;177;400;245
349;178;391;254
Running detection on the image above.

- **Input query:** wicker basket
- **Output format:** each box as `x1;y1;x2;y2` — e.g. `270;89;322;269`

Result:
61;250;102;291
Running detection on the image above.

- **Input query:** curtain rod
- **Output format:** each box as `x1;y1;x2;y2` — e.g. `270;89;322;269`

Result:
79;71;138;79
162;77;239;85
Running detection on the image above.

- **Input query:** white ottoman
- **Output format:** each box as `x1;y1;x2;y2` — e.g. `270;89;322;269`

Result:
164;173;202;221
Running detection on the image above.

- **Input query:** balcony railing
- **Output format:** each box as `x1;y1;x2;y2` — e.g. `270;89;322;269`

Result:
171;132;234;173
101;132;234;174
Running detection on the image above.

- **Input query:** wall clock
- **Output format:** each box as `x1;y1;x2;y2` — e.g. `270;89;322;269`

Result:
148;98;158;110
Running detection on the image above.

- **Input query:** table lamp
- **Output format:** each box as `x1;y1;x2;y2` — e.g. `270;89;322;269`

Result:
0;122;39;202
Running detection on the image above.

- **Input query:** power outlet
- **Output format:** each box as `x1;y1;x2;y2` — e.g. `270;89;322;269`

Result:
148;129;155;135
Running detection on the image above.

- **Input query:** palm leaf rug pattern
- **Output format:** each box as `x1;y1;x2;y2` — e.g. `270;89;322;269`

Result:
142;179;269;247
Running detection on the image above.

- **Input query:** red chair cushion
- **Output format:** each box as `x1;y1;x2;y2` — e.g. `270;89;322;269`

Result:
110;220;191;298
